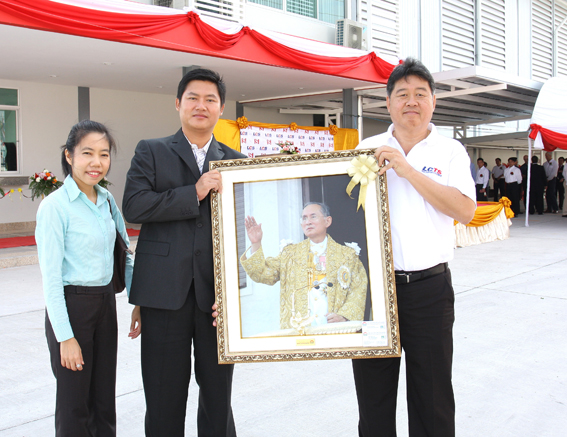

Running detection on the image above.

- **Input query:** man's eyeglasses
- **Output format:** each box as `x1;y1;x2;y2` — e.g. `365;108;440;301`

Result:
300;214;325;223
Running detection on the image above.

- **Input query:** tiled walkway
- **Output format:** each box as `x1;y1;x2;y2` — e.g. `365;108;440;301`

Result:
1;214;565;436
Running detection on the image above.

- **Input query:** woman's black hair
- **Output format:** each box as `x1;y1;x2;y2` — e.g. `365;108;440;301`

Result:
61;120;116;177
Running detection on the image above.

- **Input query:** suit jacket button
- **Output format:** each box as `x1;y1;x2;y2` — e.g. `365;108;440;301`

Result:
197;222;203;228
195;250;201;256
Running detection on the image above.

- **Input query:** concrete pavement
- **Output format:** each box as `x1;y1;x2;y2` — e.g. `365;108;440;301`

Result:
1;214;566;436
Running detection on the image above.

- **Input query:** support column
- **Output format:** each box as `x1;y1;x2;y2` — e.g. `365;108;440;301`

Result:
342;88;358;130
78;87;90;121
236;102;244;119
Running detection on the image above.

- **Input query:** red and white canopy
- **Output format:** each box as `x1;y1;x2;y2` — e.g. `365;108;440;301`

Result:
0;0;398;83
529;76;567;151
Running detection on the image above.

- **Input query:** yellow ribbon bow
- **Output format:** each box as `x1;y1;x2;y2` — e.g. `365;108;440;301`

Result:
346;155;379;211
499;196;514;219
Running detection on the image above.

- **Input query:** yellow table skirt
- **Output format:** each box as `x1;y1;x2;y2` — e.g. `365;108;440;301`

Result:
454;197;514;248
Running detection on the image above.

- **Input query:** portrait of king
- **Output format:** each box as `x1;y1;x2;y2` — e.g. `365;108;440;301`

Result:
240;202;368;331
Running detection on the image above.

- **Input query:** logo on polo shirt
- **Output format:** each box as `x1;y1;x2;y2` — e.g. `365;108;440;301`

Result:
421;166;442;177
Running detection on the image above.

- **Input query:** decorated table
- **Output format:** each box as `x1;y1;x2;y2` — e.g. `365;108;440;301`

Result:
454;197;514;247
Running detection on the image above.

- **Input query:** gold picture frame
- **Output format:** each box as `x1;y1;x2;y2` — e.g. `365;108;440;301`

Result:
211;150;400;364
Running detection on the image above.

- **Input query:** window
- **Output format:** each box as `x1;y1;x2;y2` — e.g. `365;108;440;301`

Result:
249;0;344;25
0;88;19;173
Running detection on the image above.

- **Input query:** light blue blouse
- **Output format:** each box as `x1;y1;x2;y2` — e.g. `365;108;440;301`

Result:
35;176;134;342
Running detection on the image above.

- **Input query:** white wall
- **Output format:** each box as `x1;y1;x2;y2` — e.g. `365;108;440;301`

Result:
0;84;189;224
89;88;181;212
242;106;315;126
0;80;77;224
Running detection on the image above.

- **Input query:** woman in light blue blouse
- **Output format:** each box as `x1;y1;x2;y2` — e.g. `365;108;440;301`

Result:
35;120;138;436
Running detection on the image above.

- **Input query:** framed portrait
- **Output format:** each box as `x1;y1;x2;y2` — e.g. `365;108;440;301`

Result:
211;150;400;364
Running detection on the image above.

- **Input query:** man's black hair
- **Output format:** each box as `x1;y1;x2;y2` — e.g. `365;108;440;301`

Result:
532;155;539;163
176;68;226;106
386;57;436;97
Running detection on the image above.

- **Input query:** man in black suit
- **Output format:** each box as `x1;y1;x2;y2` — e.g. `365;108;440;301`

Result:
529;155;547;215
123;68;245;436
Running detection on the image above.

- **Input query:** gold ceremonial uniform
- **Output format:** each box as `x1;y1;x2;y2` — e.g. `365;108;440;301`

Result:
240;235;368;329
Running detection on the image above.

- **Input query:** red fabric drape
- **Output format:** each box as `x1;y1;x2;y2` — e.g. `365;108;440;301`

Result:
529;124;567;151
0;0;396;82
0;0;188;38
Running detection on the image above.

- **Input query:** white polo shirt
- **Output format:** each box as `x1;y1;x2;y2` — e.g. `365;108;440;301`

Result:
492;164;505;180
475;166;489;188
356;123;475;272
543;159;559;181
504;166;522;183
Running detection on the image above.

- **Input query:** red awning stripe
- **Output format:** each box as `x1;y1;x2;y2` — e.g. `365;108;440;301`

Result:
0;0;396;82
529;124;567;151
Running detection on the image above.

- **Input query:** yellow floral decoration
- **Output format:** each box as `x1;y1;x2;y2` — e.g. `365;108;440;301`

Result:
236;116;249;129
290;122;298;131
329;124;338;135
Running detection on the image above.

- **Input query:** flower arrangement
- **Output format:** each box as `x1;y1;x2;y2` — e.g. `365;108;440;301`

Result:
29;169;63;200
276;141;300;155
97;177;112;189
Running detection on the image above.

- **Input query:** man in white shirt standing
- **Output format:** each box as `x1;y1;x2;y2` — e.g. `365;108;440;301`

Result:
543;152;559;213
475;158;489;201
353;58;476;437
492;157;506;201
504;157;523;216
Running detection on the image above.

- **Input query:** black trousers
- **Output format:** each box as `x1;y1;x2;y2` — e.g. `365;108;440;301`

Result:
493;179;505;201
140;284;236;437
546;178;558;211
45;284;117;437
352;270;455;437
529;188;545;214
475;184;486;201
506;182;521;215
557;180;564;210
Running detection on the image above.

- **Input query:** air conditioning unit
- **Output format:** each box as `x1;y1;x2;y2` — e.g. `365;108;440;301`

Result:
336;19;367;51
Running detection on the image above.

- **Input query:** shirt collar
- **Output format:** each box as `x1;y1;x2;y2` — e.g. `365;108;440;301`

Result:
63;174;108;205
309;235;328;254
387;123;438;148
184;133;213;155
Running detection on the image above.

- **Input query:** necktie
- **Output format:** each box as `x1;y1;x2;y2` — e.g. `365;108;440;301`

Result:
195;148;207;174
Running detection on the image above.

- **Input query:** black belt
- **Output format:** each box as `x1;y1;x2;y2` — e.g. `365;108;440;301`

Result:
64;283;114;294
394;263;447;285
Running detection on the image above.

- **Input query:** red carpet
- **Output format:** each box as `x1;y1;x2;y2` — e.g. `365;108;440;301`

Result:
0;229;140;249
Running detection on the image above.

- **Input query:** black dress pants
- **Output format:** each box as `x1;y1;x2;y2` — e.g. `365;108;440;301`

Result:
529;188;545;214
45;284;118;437
506;182;521;215
352;270;455;437
140;284;236;437
493;179;505;201
475;184;486;201
557;180;564;210
546;178;558;211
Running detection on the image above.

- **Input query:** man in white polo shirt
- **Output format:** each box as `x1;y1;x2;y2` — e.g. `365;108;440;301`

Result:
475;158;489;200
353;58;476;437
504;157;523;216
543;152;559;213
492;157;506;201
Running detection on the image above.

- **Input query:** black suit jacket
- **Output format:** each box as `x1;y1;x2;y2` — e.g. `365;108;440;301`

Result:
123;129;245;312
530;163;547;192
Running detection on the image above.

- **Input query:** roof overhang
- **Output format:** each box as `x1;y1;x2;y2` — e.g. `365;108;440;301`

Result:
243;66;544;131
